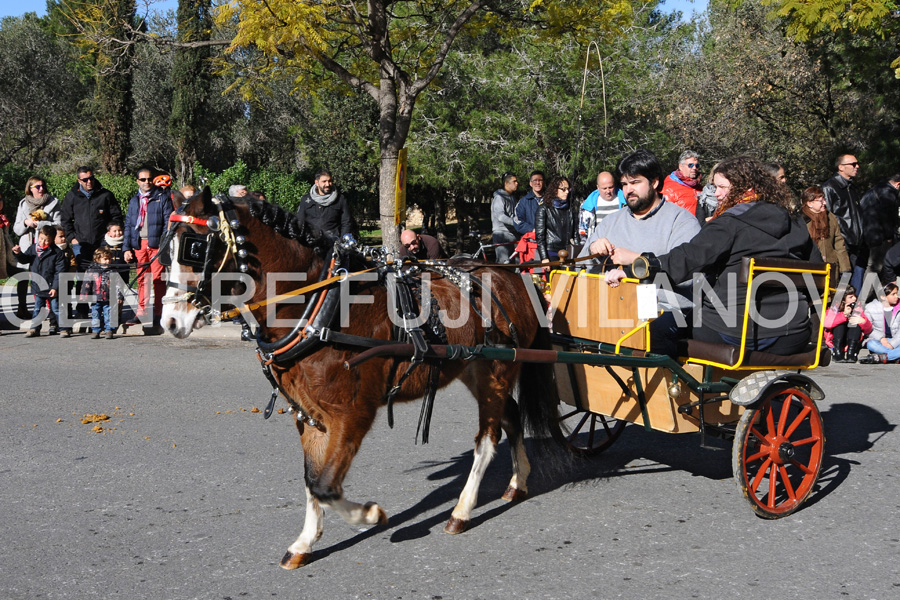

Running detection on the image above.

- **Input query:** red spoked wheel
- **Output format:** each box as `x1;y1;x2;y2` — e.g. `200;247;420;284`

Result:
558;407;626;456
732;386;825;518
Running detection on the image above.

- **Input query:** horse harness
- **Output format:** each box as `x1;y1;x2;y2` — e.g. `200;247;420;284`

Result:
162;197;524;442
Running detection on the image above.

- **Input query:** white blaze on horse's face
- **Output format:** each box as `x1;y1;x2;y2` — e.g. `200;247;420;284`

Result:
161;233;203;339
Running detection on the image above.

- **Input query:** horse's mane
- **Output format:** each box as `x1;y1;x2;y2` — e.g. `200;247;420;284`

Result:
245;197;330;253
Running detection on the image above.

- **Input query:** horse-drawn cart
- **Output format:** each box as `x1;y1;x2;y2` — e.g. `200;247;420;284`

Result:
162;192;832;567
545;257;830;518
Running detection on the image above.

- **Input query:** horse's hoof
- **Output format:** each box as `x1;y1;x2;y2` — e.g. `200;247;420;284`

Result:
280;551;311;569
501;486;528;502
364;502;389;526
444;516;469;535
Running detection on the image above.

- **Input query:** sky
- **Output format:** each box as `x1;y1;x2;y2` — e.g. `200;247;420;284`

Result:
0;0;708;22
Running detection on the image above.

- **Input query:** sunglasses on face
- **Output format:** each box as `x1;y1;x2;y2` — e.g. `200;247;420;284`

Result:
137;177;152;182
79;177;92;183
31;184;44;189
841;162;860;167
686;163;699;168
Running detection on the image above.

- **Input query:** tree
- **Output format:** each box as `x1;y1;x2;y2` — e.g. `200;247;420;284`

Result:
217;0;501;250
0;15;88;168
62;0;140;173
169;0;213;184
653;0;900;185
764;0;900;76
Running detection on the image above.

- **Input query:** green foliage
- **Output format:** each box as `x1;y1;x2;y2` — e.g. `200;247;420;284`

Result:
169;0;213;184
655;0;900;187
194;161;313;211
0;14;89;168
44;172;137;212
762;0;900;77
408;3;679;198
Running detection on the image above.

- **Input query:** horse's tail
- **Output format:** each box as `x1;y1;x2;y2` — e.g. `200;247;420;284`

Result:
517;324;566;447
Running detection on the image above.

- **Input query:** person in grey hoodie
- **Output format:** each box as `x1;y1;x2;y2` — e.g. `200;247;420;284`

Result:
490;172;519;263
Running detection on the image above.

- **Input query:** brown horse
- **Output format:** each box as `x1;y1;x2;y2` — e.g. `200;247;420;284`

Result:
160;189;562;568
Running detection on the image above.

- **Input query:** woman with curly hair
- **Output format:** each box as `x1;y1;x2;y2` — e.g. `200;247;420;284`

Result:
534;175;577;264
613;156;822;355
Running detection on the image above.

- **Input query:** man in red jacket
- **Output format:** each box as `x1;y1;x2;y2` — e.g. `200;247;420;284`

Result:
662;150;703;216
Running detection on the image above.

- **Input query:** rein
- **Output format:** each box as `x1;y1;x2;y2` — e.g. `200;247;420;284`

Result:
217;251;607;323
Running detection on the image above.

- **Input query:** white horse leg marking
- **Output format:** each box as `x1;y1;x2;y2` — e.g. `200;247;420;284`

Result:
325;497;388;529
447;436;497;530
506;435;531;497
285;487;324;556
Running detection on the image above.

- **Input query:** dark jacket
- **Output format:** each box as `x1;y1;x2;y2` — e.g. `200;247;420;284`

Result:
80;263;121;303
822;174;864;248
656;202;821;340
534;200;576;260
60;184;122;248
295;192;352;238
398;234;446;260
16;243;66;298
123;189;174;251
514;191;542;235
860;180;900;247
881;240;900;284
101;239;130;281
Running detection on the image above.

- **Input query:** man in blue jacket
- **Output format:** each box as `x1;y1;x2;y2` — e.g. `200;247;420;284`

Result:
123;168;173;330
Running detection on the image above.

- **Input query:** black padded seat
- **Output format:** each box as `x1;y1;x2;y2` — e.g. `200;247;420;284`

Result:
686;339;831;368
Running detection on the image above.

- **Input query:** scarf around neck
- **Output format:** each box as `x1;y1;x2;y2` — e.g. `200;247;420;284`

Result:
105;234;123;248
711;189;758;220
672;170;702;189
551;197;569;209
801;205;829;241
309;185;339;208
23;193;52;214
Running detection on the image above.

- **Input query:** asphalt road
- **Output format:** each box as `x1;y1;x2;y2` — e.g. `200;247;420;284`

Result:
1;333;898;600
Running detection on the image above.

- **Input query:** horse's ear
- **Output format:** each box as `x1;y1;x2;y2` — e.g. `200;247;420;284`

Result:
201;186;216;215
171;190;185;210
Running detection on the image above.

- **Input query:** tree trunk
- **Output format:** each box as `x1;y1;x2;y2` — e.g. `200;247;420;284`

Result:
434;190;448;255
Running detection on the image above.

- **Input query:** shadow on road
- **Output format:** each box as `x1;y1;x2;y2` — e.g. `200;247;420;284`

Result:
804;402;895;510
310;401;896;562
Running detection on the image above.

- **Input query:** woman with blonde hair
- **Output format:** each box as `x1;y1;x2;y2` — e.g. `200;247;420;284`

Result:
13;176;61;318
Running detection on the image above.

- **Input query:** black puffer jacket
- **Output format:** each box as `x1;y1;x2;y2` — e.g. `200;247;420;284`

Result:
534;200;576;260
655;202;822;340
822;174;863;248
60;184;122;247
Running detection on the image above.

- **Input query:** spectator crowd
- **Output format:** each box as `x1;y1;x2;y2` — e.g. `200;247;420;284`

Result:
3;154;900;365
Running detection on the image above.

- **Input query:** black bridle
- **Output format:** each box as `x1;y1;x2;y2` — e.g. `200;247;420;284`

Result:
161;195;250;320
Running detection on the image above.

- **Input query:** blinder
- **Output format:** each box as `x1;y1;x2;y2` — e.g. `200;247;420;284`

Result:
178;232;210;268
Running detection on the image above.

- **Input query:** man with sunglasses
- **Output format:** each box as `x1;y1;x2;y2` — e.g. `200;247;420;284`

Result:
822;154;866;291
661;150;703;217
60;167;123;271
122;167;174;331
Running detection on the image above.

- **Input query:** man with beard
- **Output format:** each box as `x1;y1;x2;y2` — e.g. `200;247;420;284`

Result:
578;149;700;356
295;170;353;239
580;150;699;263
662;150;704;216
